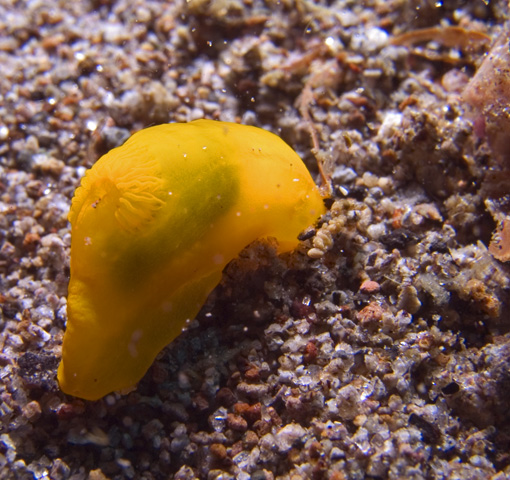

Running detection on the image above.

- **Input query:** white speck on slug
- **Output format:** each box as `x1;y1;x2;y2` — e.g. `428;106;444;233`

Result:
128;329;143;358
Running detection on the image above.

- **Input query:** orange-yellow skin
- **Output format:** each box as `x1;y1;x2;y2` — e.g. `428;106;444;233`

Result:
58;119;325;400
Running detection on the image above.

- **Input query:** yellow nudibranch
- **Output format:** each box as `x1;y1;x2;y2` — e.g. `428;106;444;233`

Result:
58;119;325;400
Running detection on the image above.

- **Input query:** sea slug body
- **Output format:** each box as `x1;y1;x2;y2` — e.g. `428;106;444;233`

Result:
57;119;325;400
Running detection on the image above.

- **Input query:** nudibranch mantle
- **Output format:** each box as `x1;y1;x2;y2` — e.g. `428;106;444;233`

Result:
58;119;325;400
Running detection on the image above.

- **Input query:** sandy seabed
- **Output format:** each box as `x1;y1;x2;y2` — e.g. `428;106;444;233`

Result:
1;0;510;479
